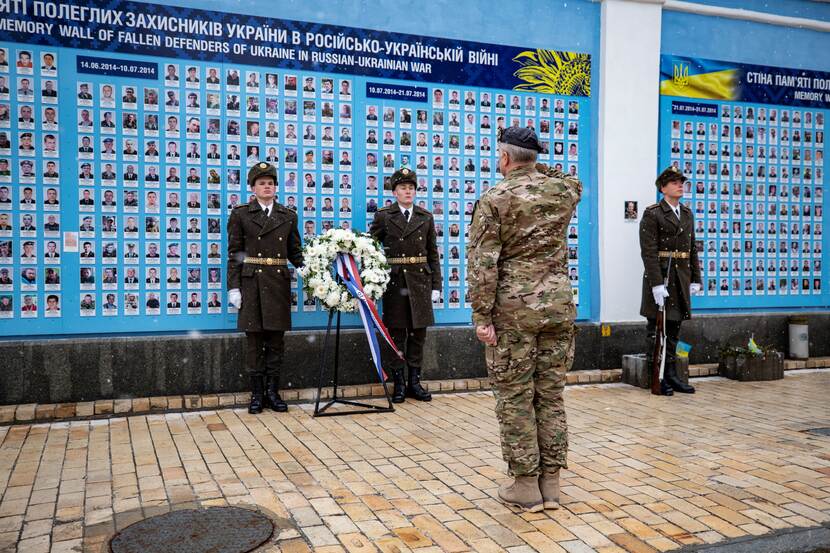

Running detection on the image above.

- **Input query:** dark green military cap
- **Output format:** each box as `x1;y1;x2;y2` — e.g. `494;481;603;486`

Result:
497;126;544;152
385;167;417;191
247;161;277;188
655;165;687;190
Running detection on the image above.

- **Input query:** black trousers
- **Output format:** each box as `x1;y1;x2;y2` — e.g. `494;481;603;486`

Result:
645;318;682;375
245;331;284;377
385;327;426;374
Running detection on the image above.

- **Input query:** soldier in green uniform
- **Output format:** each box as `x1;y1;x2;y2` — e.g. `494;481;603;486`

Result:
370;168;441;403
227;162;303;414
639;166;700;395
467;127;582;512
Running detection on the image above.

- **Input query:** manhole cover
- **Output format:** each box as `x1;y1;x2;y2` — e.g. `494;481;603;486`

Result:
803;427;830;437
109;507;274;553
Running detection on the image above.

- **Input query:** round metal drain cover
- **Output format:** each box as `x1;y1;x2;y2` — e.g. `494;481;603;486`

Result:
109;507;274;553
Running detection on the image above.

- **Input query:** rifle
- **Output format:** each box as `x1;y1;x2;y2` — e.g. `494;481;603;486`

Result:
651;252;674;395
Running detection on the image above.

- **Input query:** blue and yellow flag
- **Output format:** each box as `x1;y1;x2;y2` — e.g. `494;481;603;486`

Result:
660;56;739;101
676;341;692;358
748;336;763;355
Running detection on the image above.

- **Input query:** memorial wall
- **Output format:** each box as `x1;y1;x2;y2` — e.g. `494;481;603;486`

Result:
0;0;596;336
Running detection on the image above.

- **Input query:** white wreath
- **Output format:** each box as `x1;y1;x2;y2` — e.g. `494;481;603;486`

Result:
298;229;390;312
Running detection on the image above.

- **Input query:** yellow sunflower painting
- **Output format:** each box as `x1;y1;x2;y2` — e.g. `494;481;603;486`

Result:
512;49;591;96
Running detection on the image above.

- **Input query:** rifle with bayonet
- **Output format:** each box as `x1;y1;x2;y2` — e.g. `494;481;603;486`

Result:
651;252;674;395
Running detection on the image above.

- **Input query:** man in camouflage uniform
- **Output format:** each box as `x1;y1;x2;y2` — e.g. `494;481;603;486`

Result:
467;127;582;512
640;166;700;395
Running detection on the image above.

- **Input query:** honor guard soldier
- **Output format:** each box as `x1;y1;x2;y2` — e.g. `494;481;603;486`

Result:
370;168;442;403
227;162;303;414
468;126;582;512
640;166;700;395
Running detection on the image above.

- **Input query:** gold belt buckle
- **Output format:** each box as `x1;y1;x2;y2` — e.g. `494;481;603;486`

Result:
409;256;417;264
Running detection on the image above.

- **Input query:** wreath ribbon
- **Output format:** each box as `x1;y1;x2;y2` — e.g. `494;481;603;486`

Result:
334;253;404;382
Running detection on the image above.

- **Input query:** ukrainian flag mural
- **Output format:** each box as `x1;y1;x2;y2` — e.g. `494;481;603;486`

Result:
660;55;830;107
660;56;739;101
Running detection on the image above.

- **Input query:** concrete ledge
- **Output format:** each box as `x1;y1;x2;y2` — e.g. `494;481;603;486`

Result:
1;362;826;425
1;311;828;405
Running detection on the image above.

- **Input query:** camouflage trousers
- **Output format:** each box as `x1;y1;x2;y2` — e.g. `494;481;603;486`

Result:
485;323;574;477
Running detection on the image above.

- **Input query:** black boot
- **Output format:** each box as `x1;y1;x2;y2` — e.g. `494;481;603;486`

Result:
249;375;264;414
406;367;432;401
660;378;674;396
665;361;695;394
265;375;288;412
391;369;406;403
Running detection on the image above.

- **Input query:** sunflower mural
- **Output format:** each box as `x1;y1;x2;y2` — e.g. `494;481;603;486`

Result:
512;50;591;96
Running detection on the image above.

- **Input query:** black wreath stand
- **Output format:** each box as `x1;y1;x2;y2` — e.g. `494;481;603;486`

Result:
313;280;395;417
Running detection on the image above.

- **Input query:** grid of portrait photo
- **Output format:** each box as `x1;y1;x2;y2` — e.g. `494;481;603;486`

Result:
70;62;362;318
364;88;583;310
0;43;588;328
667;103;826;299
0;46;62;318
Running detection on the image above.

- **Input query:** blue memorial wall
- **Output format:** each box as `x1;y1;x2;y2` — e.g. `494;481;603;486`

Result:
0;0;599;336
661;1;830;313
658;55;829;309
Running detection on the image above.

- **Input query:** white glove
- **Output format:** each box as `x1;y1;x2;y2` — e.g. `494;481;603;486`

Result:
652;285;669;308
690;283;702;296
228;288;242;309
431;290;441;303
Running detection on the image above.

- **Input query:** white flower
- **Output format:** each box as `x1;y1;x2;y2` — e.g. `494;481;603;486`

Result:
301;230;390;311
324;291;341;307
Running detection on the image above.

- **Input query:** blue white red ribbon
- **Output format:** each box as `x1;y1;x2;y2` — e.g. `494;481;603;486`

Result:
334;253;403;382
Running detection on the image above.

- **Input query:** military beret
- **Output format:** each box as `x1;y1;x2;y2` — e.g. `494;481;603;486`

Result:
247;161;277;187
497;126;544;152
385;167;417;191
655;166;687;189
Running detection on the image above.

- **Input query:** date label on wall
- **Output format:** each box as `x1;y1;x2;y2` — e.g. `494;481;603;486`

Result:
366;82;428;102
76;55;158;79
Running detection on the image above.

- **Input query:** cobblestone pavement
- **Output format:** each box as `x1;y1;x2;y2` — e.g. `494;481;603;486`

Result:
0;371;828;553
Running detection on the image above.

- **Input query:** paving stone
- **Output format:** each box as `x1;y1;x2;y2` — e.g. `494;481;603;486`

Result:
113;399;132;414
0;373;827;553
14;404;36;421
93;400;113;415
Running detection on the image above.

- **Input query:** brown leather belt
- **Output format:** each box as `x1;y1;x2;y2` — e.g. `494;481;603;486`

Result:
388;256;427;264
658;251;690;259
243;256;287;266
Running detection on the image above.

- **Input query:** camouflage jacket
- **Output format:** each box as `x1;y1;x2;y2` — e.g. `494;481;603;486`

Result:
466;164;582;330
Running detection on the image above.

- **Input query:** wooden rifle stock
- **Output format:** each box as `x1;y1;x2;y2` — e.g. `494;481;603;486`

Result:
650;251;674;395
